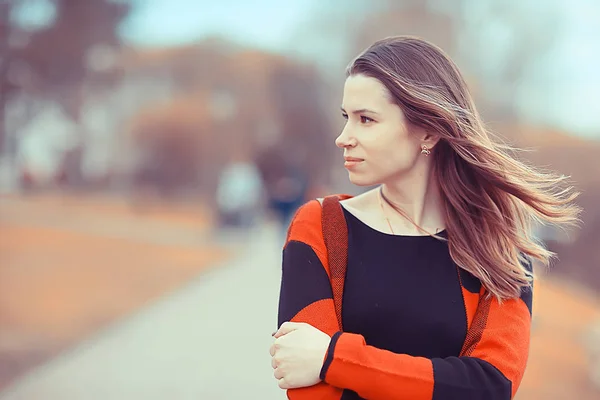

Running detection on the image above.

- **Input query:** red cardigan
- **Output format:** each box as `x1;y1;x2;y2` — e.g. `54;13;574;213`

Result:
278;199;532;399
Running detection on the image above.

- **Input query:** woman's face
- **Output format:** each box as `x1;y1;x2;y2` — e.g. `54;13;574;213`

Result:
336;74;424;186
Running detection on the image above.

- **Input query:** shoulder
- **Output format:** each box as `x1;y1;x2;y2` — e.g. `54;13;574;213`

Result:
339;189;375;209
284;199;328;271
284;194;351;256
315;193;356;206
285;199;324;251
290;199;323;227
287;193;353;233
337;189;377;219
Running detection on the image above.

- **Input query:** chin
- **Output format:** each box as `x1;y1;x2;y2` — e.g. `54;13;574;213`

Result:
348;172;379;187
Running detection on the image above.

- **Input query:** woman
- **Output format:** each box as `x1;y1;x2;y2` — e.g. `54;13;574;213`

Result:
269;36;580;400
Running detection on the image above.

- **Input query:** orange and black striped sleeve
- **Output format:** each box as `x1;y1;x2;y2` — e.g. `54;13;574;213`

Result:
278;199;533;399
319;265;533;400
277;200;343;399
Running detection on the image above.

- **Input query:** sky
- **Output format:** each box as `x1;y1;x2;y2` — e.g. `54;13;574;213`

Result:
118;0;317;52
10;0;600;139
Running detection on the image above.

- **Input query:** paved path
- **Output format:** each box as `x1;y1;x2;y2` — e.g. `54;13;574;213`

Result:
0;222;287;400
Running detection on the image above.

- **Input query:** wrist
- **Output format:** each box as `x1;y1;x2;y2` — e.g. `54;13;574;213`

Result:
319;331;343;381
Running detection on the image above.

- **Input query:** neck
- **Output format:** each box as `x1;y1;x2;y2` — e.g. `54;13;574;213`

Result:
380;162;445;233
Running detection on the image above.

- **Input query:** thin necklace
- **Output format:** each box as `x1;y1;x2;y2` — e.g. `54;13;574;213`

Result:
377;187;396;234
378;186;443;237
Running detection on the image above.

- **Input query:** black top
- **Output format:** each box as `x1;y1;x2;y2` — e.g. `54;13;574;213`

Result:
340;206;471;399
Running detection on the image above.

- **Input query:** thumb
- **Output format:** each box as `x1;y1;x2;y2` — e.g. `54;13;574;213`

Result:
273;322;302;338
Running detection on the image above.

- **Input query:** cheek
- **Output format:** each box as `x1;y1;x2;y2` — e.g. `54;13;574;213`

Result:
380;149;417;172
368;130;418;170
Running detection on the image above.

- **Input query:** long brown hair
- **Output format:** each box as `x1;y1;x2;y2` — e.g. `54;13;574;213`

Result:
347;36;581;301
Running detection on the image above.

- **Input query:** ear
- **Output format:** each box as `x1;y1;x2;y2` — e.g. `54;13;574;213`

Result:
425;134;441;149
419;130;441;150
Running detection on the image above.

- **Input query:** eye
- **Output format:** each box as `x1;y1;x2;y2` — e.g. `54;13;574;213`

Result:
341;112;348;120
360;116;374;124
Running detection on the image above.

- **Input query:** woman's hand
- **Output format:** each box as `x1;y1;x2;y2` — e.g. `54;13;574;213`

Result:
269;322;332;389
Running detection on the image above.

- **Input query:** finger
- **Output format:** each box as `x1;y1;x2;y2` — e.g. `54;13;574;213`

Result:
273;321;302;338
271;356;278;369
274;367;285;379
269;342;277;357
278;377;290;389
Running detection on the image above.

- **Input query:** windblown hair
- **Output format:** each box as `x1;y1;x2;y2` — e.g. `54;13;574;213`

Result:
347;36;581;301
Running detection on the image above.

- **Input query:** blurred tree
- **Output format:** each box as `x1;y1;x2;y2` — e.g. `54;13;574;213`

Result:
0;0;19;156
443;0;566;121
127;94;214;198
267;61;334;189
120;41;334;200
354;0;457;61
0;0;131;157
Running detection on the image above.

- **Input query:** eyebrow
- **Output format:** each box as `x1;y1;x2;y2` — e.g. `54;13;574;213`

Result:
340;106;380;115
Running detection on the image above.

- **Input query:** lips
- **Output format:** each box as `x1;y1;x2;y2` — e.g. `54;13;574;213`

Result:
344;157;364;162
344;156;364;169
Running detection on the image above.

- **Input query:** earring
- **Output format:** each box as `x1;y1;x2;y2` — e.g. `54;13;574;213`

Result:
421;144;431;156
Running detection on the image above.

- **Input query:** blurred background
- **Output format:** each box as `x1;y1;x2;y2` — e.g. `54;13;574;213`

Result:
0;0;599;398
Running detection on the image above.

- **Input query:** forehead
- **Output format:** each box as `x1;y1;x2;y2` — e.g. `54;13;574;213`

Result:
342;74;392;109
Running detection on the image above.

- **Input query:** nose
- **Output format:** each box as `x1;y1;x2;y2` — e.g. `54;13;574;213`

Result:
335;125;356;149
